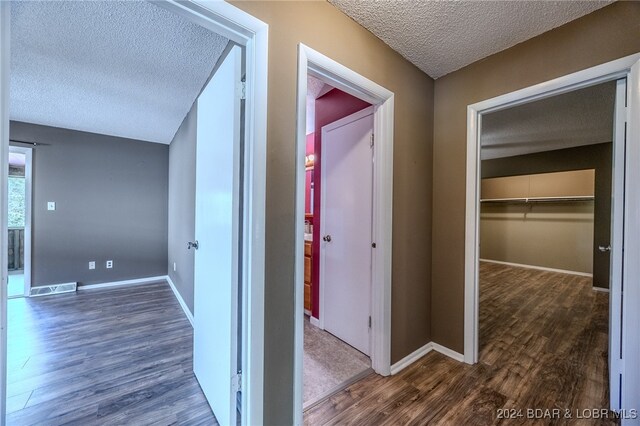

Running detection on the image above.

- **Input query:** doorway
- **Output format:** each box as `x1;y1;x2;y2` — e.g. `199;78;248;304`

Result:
7;146;31;299
477;79;618;413
301;80;374;406
0;1;268;424
295;44;394;422
465;54;640;416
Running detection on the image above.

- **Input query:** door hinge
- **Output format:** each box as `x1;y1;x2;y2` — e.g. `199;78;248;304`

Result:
232;373;242;393
237;81;246;100
370;133;374;148
368;316;372;328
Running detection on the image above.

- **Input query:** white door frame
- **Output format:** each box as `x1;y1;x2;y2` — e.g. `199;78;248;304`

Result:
295;44;394;424
8;146;31;297
0;2;268;425
464;53;640;419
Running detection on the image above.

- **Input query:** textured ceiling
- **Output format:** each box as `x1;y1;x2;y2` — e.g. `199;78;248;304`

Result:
481;81;616;160
10;1;229;144
308;75;328;100
329;0;611;79
306;75;332;134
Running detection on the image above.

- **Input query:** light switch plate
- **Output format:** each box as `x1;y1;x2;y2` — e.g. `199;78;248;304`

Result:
89;261;95;270
47;202;56;211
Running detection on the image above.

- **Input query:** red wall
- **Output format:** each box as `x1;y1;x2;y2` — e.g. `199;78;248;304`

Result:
311;88;371;318
304;133;314;213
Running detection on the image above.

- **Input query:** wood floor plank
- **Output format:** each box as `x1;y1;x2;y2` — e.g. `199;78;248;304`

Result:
7;282;217;425
305;263;616;425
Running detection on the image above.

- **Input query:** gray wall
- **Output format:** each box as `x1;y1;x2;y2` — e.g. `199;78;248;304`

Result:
10;121;169;287
167;104;197;314
481;143;612;288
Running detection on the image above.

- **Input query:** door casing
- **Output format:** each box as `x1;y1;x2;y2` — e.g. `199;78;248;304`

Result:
0;2;268;425
295;44;395;425
464;53;640;420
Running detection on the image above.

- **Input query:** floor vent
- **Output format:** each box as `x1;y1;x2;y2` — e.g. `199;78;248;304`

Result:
30;282;77;297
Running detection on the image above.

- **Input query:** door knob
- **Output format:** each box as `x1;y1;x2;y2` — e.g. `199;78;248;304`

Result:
598;245;611;252
323;235;332;242
188;240;199;250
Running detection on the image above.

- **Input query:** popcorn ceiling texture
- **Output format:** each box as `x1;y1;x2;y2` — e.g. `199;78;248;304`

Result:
307;75;328;100
306;75;330;134
329;0;611;79
481;81;616;160
10;1;229;144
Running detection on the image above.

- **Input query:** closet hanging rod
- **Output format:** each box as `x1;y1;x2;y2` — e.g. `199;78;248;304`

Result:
10;139;41;146
480;195;594;203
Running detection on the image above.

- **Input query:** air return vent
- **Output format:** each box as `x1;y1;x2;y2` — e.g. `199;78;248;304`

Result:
30;282;77;297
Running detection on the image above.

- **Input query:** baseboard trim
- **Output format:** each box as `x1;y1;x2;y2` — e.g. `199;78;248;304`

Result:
309;316;322;329
78;276;167;291
390;342;432;375
431;342;465;362
480;259;593;277
390;341;465;375
166;275;194;327
592;286;610;293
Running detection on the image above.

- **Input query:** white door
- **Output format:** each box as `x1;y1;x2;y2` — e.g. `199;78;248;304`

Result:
193;45;242;426
608;77;626;411
321;106;374;356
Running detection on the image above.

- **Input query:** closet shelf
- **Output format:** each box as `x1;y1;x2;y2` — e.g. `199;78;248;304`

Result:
480;195;594;203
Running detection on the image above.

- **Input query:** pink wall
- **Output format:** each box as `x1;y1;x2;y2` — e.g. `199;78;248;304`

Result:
311;88;371;319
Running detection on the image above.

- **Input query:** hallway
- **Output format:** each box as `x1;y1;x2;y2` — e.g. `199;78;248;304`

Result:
305;263;612;425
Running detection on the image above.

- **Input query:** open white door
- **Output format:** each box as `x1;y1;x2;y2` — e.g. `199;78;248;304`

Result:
320;107;374;356
622;57;640;425
609;78;626;412
193;45;242;426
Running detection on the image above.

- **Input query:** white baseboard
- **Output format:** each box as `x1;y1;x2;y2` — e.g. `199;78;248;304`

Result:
390;341;465;375
78;275;195;327
390;342;432;374
480;258;593;277
593;286;610;293
309;316;322;329
431;342;465;362
78;276;167;291
166;275;194;327
304;309;312;316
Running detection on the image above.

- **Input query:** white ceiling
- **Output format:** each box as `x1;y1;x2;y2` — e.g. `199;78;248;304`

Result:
10;1;229;144
481;81;616;160
329;0;611;79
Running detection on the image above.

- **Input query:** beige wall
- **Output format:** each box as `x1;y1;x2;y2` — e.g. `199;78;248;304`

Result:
231;2;435;423
432;2;640;353
482;144;612;288
480;170;596;274
480;202;595;274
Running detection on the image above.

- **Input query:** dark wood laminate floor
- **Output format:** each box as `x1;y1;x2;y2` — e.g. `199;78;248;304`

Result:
305;262;613;425
7;282;217;425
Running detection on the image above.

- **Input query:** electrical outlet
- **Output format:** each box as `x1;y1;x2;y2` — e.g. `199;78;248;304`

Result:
173;262;177;272
47;201;56;211
106;260;113;269
89;261;95;270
